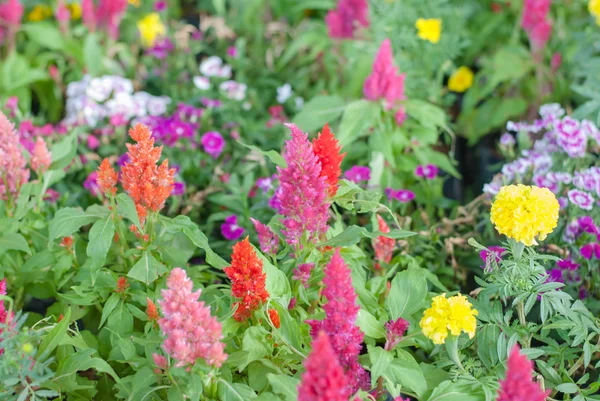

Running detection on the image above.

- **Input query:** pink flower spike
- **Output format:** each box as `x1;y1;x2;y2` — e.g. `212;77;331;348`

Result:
250;218;279;255
385;317;409;351
325;0;369;39
298;331;351;401
0;111;29;200
363;39;406;111
30;137;52;174
82;0;97;32
158;268;227;368
497;345;549;401
521;0;552;51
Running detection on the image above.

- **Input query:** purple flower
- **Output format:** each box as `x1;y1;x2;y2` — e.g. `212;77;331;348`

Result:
154;0;167;11
84;171;100;196
172;182;185;196
568;189;594;210
221;215;244;241
415;164;439;179
201;131;225;159
547;268;564;283
577;216;598;235
176;103;204;122
479;246;506;271
256;176;275;193
117;153;130;167
268;188;283;212
556;116;587;158
201;98;223;108
533;175;558;193
558;197;568;209
227;46;238;58
344;166;371;183
385;188;415;203
556;259;579;271
292;263;314;287
580;243;600;260
500;133;516;147
146;37;174;59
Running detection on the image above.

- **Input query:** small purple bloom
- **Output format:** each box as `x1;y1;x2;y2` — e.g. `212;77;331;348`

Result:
201;98;223;108
154;0;167;11
533;175;558;194
479;246;506;271
256;176;275;193
118;153;130;167
221;215;244;240
558;197;568;209
500;133;516;147
386;188;415;203
547;268;564;284
579;287;588;299
146;37;174;59
556;259;580;271
84;171;100;196
344;166;371;183
415;164;439;179
227;46;238;58
577;216;598;235
172;182;185;196
581;243;600;260
292;263;314;287
269;187;283;212
201;131;225;159
568;189;594;210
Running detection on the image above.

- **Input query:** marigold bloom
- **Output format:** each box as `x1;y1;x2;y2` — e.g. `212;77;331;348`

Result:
591;0;600;25
307;249;369;393
0;111;29;200
158;268;227;367
312;123;346;196
224;237;270;322
27;4;52;21
497;345;549;401
268;309;281;329
419;293;478;345
448;66;474;93
276;124;330;246
120;124;175;225
97;158;118;197
137;12;166;47
250;218;279;255
373;214;395;265
146;297;159;321
490;184;559;246
363;39;406;110
415;18;441;44
30;137;52;174
325;0;369;39
298;331;351;401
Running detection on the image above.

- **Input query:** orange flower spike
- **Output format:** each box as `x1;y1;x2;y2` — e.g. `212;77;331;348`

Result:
268;308;281;329
146;297;159;321
97;158;118;197
312;123;346;196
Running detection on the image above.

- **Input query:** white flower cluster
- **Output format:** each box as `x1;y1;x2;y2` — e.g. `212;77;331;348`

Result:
193;56;247;101
64;75;171;127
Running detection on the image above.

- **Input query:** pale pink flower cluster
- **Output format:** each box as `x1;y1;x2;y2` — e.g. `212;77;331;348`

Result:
0;111;29;200
158;268;227;368
30;137;52;174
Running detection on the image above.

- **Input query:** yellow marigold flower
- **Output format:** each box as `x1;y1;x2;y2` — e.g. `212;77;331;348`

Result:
68;3;82;20
27;4;52;22
448;66;474;93
490;184;559;246
137;13;166;47
589;0;600;25
419;293;478;345
129;0;141;7
415;18;442;44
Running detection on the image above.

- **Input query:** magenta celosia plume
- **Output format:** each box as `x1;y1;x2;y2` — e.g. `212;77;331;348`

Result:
521;0;551;50
250;218;279;255
82;0;127;39
30;137;52;174
363;39;406;111
157;268;227;368
325;0;369;39
0;0;23;50
0;111;29;201
497;345;549;401
297;331;351;401
276;124;330;247
307;249;369;393
0;278;13;356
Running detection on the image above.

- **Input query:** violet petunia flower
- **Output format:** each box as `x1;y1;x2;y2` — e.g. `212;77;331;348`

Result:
385;188;415;203
201;131;225;159
221;215;244;241
415;164;439;179
171;181;185;196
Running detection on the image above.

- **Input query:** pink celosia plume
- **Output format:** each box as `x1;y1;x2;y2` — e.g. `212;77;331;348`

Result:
297;331;351;401
157;268;227;368
497;345;549;401
521;0;552;51
307;249;369;393
0;0;23;51
30;137;52;174
0;278;14;356
325;0;369;39
250;218;279;255
0;111;29;201
276;124;330;247
82;0;97;32
82;0;127;39
56;0;71;34
364;39;406;113
384;317;409;350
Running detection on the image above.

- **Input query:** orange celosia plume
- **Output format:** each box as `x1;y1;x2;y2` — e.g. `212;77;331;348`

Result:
97;158;118;196
120;124;175;225
312;123;346;196
224;237;270;322
373;214;395;266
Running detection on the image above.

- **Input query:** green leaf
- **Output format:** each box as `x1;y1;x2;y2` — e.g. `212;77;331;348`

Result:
83;33;103;76
389;349;428;397
86;216;115;268
217;380;257;401
128;251;167;284
49;208;101;243
319;225;415;247
404;99;446;129
337;100;381;146
56;348;120;386
292;95;346;133
182;226;228;269
334;180;382;213
37;308;71;360
99;293;120;329
116;193;142;232
356;309;385;339
22;22;65;50
0;233;31;256
267;374;299;401
238;142;286;168
386;267;428;319
557;383;579;394
368;346;393;383
49;131;78;170
427;380;485;401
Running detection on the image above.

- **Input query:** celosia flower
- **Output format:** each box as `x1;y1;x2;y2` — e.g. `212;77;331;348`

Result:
373;214;395;265
298;331;351;401
568;189;594;210
448;66;474;93
551;52;562;72
326;0;369;39
415;18;441;44
0;0;23;49
292;263;314;287
30;137;52;174
0;111;29;200
307;249;369;393
158;268;227;367
0;278;14;355
146;297;158;321
591;0;600;25
521;0;551;50
120;124;175;225
115;277;129;293
268;309;280;329
250;218;279;255
152;353;167;371
363;39;406;110
479;246;506;271
419;293;478;345
344;166;370;183
224;237;270;321
221;215;245;241
312;123;346;196
83;0;128;39
55;0;70;34
385;317;409;350
497;345;549;401
276;124;330;246
490;185;559;246
97;158;118;197
137;12;166;47
415;164;439;179
201;131;225;159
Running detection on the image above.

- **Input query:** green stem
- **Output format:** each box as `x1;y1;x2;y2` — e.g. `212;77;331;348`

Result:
445;336;466;373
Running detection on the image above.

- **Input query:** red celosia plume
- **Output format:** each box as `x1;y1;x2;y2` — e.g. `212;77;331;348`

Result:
224;237;270;321
373;214;395;267
312;123;346;196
